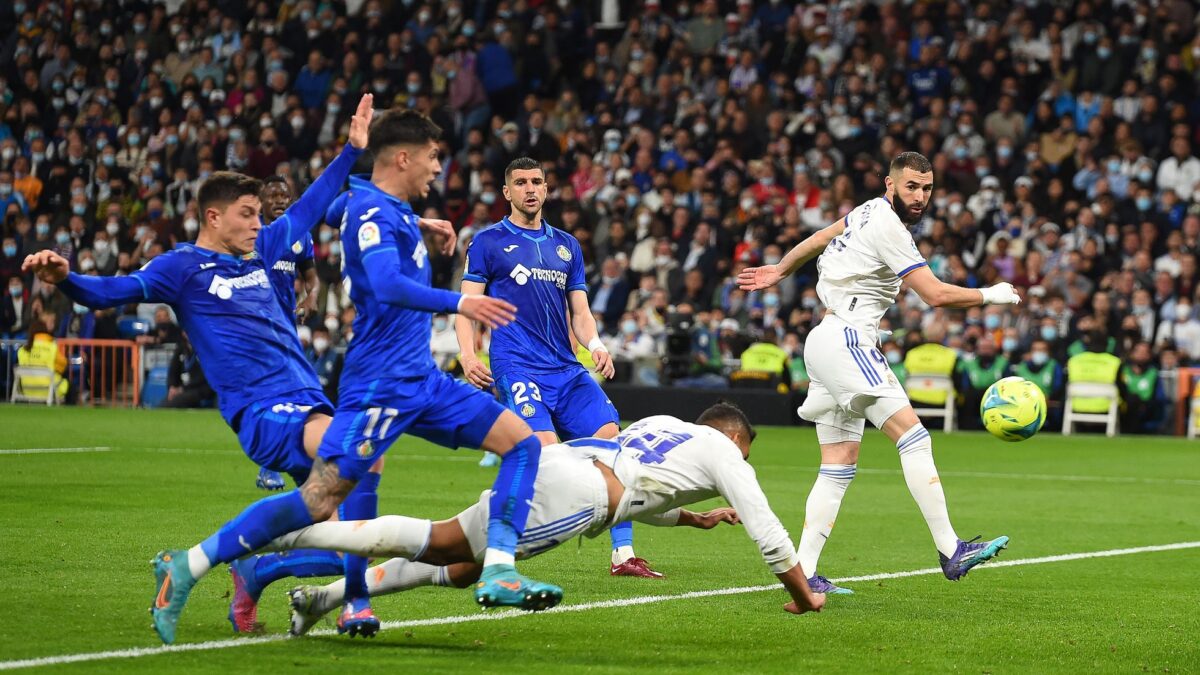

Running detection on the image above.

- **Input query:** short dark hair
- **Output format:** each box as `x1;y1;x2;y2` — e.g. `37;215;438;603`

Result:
368;108;442;162
261;175;289;189
504;156;543;182
696;401;757;443
889;151;933;175
197;171;262;214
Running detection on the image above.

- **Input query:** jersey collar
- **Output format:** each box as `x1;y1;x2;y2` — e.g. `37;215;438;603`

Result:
176;241;248;264
500;215;552;243
348;175;414;214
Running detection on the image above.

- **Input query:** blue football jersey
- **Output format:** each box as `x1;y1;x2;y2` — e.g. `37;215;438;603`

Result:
267;231;314;317
59;217;324;426
463;217;587;374
337;176;460;387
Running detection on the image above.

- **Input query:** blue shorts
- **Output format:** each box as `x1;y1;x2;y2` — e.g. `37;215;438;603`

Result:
494;366;619;441
318;369;508;481
234;391;333;485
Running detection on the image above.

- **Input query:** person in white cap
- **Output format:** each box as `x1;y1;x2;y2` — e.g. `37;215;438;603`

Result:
739;152;1020;595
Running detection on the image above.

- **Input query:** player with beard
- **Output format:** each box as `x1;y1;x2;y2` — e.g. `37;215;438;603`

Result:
738;152;1021;594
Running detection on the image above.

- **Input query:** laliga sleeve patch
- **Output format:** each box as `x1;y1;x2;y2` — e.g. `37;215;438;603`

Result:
358;222;381;250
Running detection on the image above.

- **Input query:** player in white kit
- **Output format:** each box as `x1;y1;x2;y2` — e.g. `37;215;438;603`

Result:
262;404;825;633
738;152;1020;594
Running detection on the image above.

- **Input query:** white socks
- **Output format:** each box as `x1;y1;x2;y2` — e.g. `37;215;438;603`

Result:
797;464;856;577
313;558;452;616
187;546;212;578
482;549;515;567
264;516;432;559
611;545;636;566
896;424;959;557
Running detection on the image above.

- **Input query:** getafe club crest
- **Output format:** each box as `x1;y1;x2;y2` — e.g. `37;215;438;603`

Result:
556;245;572;261
356;440;374;458
520;403;535;418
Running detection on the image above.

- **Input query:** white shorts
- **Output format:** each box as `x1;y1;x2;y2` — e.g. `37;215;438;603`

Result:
798;315;909;439
458;446;610;561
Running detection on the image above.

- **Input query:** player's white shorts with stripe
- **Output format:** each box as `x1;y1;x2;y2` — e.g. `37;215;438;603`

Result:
458;448;610;561
798;314;909;439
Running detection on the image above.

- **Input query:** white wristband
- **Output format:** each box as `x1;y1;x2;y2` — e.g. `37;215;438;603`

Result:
456;295;465;312
587;337;607;352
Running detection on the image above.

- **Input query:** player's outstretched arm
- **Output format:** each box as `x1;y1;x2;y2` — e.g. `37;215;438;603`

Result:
738;218;845;291
456;279;494;388
264;95;372;251
902;266;1021;309
22;250;150;308
568;290;614;379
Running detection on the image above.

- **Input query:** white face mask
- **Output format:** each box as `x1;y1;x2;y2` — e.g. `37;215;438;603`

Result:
637;213;652;227
312;337;330;352
324;317;339;333
106;222;120;236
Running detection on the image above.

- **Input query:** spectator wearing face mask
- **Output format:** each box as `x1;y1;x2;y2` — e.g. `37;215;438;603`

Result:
308;325;343;402
1119;341;1163;433
164;332;214;409
956;338;1008;430
0;170;30;217
603;310;658;385
1155;301;1200;363
1008;338;1064;430
2;276;32;338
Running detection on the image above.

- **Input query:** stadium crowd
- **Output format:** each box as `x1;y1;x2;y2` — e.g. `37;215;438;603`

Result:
2;0;1200;431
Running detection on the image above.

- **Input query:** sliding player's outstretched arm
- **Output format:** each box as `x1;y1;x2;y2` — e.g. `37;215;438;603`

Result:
738;217;845;291
23;249;174;308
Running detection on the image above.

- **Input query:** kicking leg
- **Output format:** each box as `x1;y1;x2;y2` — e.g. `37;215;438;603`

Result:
878;405;1009;580
150;457;355;644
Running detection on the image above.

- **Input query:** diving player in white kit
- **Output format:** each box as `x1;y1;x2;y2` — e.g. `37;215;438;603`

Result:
738;152;1020;594
264;403;825;633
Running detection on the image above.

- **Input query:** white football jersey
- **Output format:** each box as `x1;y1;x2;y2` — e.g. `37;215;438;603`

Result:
590;416;799;574
815;197;927;337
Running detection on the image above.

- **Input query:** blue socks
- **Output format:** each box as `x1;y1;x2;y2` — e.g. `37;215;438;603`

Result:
487;435;541;556
609;521;634;549
339;472;381;601
200;489;315;566
252;550;344;588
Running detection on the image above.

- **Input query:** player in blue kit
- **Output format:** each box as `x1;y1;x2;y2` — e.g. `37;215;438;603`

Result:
316;109;560;634
252;176;323;492
22;95;385;644
456;157;662;579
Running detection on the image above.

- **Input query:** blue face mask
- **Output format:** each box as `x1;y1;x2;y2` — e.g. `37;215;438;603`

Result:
1040;326;1057;341
3;244;16;257
954;145;968;160
1107;160;1121;174
1138;170;1153;183
621;319;638;335
1097;47;1112;59
56;232;70;245
1030;351;1049;366
319;229;333;243
984;314;1001;330
36;223;50;237
763;294;780;308
1002;337;1018;352
997;145;1013;159
72;204;86;216
1136;196;1152;211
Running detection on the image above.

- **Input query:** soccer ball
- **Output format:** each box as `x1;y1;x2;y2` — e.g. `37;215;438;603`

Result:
980;376;1047;442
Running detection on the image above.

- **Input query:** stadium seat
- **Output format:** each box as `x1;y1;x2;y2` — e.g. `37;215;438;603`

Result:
903;343;957;433
10;365;59;406
141;365;170;408
1062;352;1121;437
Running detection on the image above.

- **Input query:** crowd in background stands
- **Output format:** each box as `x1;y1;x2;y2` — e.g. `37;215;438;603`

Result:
2;0;1200;428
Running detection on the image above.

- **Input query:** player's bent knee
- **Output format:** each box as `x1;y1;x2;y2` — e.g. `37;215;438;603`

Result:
480;409;535;455
420;518;476;566
819;441;861;465
593;422;620;439
878;405;923;443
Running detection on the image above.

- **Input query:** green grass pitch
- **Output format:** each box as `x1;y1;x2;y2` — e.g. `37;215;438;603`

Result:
0;405;1197;673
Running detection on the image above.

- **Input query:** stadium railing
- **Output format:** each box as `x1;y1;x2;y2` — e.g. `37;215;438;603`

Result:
56;338;142;408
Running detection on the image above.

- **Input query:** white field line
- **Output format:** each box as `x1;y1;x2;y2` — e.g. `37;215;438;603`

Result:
0;447;111;455
1;541;1197;671
855;467;1200;487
